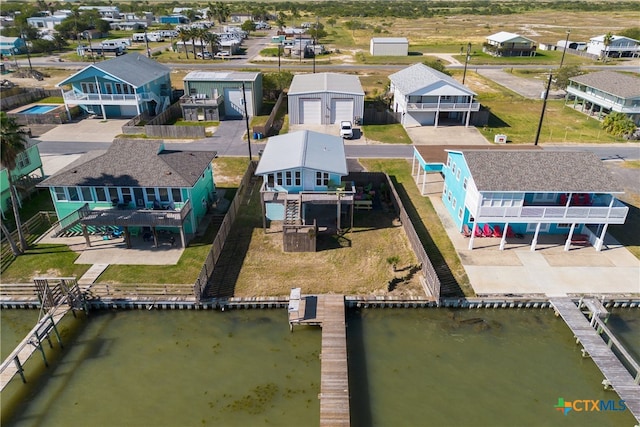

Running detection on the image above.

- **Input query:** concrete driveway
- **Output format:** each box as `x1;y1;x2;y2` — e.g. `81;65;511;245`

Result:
405;126;490;145
35;118;129;143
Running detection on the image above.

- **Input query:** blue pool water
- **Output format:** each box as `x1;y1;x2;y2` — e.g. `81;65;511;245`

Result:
19;105;58;114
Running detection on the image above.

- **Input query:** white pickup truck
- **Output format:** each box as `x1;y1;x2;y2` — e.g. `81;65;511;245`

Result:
340;121;353;139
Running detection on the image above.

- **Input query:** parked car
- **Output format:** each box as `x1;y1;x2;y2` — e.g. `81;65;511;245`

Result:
215;51;230;58
340;121;353;139
197;51;212;59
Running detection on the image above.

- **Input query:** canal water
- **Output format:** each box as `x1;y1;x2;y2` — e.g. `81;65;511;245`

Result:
1;307;637;426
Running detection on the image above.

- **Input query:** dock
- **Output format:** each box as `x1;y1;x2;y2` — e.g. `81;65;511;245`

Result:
0;305;69;392
550;298;640;423
289;291;350;427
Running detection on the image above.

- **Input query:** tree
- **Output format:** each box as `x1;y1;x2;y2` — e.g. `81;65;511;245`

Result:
211;2;230;24
552;65;583;91
0;112;29;254
177;27;191;59
602;112;636;138
276;12;287;30
241;20;256;35
308;22;327;41
202;31;219;57
192;27;207;57
602;32;613;62
262;71;294;100
422;59;451;76
327;18;336;28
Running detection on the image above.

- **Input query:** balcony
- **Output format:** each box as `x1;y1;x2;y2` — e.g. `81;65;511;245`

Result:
180;94;223;107
476;199;628;224
406;102;480;112
61;90;152;105
261;183;356;204
80;199;192;228
566;87;640;115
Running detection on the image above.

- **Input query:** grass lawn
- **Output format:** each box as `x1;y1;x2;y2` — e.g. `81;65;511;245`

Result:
359;159;473;297
362;124;412;144
2;244;91;283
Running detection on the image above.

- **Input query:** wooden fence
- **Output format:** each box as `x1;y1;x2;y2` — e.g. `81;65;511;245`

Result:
363;108;401;125
121;103;206;139
253;92;285;137
193;161;257;301
1;211;57;273
1;88;60;111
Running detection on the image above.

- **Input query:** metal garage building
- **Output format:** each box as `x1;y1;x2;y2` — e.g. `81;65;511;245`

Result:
370;37;409;56
287;73;364;125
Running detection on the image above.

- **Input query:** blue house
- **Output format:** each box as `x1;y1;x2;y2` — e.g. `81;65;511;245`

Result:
56;53;172;119
38;139;217;249
255;130;355;230
413;147;629;252
0;36;26;55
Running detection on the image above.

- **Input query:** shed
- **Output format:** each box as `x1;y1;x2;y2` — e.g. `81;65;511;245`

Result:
287;73;364;125
370;37;409;56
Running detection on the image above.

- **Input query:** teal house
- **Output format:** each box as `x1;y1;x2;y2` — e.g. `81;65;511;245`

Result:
255;130;355;228
38;139;217;248
1;142;44;218
413;147;629;252
56;53;172;119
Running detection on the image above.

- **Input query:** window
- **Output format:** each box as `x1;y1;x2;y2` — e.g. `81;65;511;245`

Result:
114;83;133;94
285;171;292;186
447;191;452;202
54;187;67;201
95;187;107;202
276;172;283;186
159;188;169;202
295;171;301;186
171;188;182;202
451;163;456;174
104;82;113;94
442;184;447;195
452;197;457;209
121;187;132;203
316;172;329;186
108;187;119;203
145;188;156;201
456;169;461;180
557;223;570;229
447;157;451;168
81;187;93;201
267;174;274;188
16;152;31;169
458;207;463;220
68;187;80;201
80;82;97;93
463;177;468;190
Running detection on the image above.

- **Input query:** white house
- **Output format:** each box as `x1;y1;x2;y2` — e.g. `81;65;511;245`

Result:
287;73;364;125
484;31;536;57
388;63;480;127
370;37;409;56
586;34;639;58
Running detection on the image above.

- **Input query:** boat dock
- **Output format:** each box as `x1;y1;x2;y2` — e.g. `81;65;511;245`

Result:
550;297;640;423
289;291;350;427
0;305;69;392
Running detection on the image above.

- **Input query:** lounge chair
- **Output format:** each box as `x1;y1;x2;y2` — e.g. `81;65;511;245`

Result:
492;225;503;238
559;194;568;205
506;225;516;238
483;224;493;237
474;225;484;237
462;224;472;237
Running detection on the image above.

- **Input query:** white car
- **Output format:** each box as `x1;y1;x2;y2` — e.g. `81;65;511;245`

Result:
340;121;353;139
215;51;230;58
196;51;212;59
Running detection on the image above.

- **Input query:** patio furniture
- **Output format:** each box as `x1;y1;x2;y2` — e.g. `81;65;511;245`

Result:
462;224;472;237
483;224;493;237
506;225;516;238
492;225;503;238
474;225;484;237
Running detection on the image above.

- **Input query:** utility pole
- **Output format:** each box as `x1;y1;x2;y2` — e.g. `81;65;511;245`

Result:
312;16;318;74
144;30;151;58
559;29;571;68
462;42;471;85
242;82;253;160
278;41;282;72
534;72;553;146
21;29;33;72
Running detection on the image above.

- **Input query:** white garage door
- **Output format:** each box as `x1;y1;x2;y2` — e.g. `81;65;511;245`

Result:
224;88;253;118
300;99;321;124
120;105;139;118
330;99;353;124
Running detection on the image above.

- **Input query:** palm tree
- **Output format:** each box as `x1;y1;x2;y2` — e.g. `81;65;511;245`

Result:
0;112;29;254
177;27;191;59
602;32;613;62
212;2;230;24
194;28;208;58
203;32;219;58
188;27;199;59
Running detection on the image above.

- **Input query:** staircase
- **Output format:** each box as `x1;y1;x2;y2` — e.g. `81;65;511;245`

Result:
284;197;301;225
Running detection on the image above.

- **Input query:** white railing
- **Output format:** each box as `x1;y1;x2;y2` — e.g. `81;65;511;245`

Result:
62;90;152;104
566;87;640;114
406;102;480;111
476;202;629;224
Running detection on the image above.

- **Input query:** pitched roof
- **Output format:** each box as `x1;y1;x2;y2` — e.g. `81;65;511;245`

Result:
183;71;260;82
371;37;408;44
569;71;640;99
39;139;216;188
589;34;639;44
486;31;534;43
460;150;623;193
389;63;476;96
56;53;170;88
255;131;347;176
288;73;364;96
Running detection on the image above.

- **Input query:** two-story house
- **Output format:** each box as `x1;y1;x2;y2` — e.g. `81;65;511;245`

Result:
1;142;44;218
56;53;172;119
586;34;639;59
0;36;26;56
565;71;640;125
484;31;537;57
38;139;217;249
255;130;355;237
388;63;480;127
415;148;628;252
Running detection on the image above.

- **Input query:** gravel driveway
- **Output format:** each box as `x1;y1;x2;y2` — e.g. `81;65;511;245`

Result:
475;68;566;99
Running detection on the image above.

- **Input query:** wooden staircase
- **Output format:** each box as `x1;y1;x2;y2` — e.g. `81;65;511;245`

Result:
284;197;301;225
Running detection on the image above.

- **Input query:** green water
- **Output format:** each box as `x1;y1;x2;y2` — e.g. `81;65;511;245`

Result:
1;308;638;427
607;308;640;362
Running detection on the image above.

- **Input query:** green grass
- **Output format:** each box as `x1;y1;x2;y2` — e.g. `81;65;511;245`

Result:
362;124;412;144
2;244;91;283
38;96;64;104
360;159;473;297
173;119;219;127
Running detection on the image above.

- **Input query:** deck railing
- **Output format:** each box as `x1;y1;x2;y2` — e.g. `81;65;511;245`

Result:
406;102;480;111
61;90;152;104
477;200;629;223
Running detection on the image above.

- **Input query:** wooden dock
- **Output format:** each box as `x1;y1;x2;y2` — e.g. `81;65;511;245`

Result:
289;293;350;427
550;298;640;423
0;305;69;392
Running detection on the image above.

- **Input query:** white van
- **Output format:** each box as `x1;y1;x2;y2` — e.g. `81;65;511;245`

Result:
132;33;147;42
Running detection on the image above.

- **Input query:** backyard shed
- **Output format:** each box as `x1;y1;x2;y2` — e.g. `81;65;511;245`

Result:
287;73;364;125
369;37;409;56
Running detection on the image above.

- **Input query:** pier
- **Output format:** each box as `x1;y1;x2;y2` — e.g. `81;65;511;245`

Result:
550;297;640;423
289;291;350;426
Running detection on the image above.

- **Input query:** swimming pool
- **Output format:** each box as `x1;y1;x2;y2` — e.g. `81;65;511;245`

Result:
18;105;59;115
